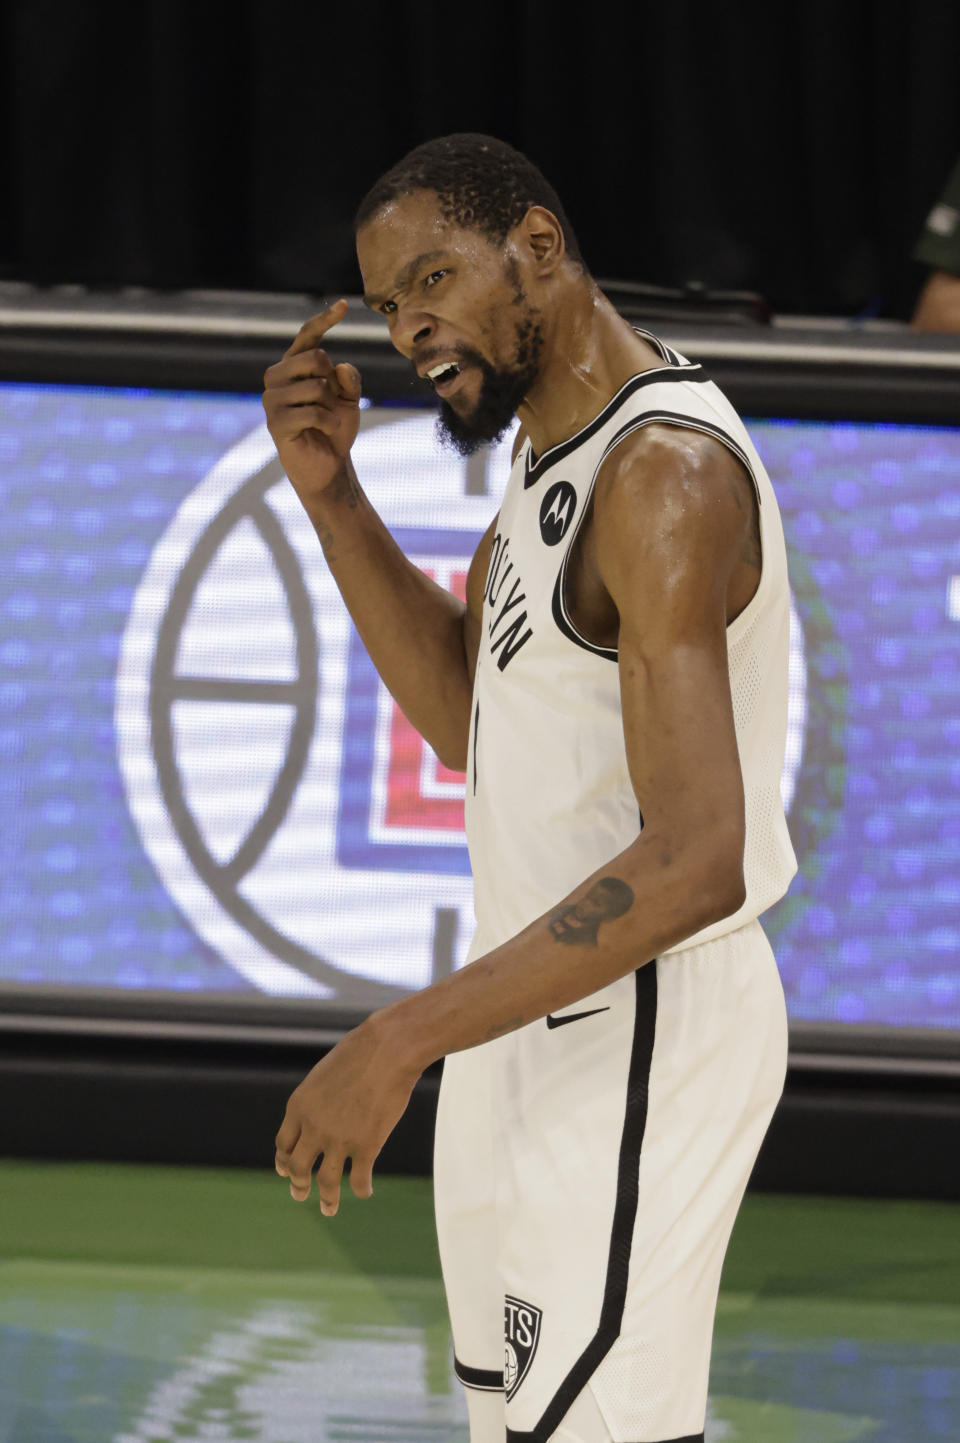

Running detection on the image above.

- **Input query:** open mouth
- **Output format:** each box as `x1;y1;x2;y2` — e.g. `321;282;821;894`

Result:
425;361;463;397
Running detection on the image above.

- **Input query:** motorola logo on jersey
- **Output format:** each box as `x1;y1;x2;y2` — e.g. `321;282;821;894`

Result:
504;1295;542;1400
539;480;578;546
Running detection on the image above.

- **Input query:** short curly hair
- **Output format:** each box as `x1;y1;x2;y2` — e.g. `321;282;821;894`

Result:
354;133;583;268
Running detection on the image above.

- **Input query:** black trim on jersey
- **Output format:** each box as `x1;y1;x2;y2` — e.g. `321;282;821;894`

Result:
523;367;703;489
550;409;763;663
506;963;659;1443
633;325;685;369
454;1356;505;1392
551;562;618;661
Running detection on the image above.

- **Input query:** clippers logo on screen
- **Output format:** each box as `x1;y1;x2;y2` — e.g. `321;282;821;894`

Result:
116;413;509;1005
115;409;808;1006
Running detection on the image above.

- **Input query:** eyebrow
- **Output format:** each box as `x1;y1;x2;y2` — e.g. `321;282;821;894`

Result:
362;250;448;310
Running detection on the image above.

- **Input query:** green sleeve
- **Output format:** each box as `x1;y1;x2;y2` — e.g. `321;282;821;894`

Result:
913;157;960;275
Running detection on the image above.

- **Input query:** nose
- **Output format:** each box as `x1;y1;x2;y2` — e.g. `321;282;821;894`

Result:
391;305;434;356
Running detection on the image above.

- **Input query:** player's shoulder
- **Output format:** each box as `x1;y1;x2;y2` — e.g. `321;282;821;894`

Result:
590;421;760;598
595;421;751;518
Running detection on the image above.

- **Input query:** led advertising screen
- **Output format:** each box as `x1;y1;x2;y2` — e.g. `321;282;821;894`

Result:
1;381;958;1035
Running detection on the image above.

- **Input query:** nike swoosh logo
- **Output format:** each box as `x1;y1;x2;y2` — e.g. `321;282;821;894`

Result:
545;1006;611;1029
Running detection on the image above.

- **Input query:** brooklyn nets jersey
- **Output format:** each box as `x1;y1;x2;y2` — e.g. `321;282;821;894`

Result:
463;330;798;964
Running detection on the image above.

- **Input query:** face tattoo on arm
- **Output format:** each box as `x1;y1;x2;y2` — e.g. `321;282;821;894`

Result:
546;876;635;947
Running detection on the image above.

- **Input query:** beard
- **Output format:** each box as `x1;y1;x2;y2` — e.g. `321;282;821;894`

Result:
435;307;545;458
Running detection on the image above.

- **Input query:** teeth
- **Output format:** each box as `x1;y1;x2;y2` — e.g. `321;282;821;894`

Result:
427;362;459;382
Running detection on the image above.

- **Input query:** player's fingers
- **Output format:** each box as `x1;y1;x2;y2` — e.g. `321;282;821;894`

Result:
265;376;338;411
267;404;340;440
285;1136;320;1202
314;1150;346;1216
347;1154;374;1201
263;345;335;390
274;1111;301;1177
333;362;362;404
283;298;349;359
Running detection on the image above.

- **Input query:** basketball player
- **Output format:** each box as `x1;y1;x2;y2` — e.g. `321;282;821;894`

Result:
266;134;797;1443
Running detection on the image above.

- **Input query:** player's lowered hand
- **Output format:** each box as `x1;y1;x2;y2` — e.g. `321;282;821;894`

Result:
262;298;363;505
274;1019;419;1215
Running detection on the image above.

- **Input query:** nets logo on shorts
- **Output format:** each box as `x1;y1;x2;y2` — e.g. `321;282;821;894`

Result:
115;412;513;1005
504;1295;542;1400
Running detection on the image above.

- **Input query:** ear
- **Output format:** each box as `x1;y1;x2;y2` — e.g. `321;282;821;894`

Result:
515;205;566;273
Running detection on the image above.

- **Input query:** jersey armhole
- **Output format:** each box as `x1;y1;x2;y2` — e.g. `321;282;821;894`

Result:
551;412;766;660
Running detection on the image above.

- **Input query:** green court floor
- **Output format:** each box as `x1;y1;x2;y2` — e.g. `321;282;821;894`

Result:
1;1161;958;1441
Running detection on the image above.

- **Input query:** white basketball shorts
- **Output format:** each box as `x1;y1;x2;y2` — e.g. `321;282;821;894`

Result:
432;917;788;1443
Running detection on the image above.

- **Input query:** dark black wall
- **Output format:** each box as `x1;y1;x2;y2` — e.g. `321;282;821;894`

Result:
4;1023;959;1201
3;1;959;317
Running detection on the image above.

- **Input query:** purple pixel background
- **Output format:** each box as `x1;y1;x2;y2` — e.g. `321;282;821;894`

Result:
0;384;958;1033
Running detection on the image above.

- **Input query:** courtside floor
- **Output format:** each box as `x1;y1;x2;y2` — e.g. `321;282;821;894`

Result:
0;1162;957;1442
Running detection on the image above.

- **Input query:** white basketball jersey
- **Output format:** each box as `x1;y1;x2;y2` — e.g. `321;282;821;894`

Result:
464;330;798;963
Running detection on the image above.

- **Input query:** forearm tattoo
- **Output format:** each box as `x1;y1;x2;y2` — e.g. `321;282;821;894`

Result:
547;876;635;948
482;1014;525;1043
316;466;361;561
329;466;361;509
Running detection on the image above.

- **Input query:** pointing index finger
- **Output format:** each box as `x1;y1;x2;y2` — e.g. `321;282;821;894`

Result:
284;298;350;359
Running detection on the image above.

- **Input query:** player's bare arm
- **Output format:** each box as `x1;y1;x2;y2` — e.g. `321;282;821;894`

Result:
463;513;497;686
262;300;479;770
274;423;756;1212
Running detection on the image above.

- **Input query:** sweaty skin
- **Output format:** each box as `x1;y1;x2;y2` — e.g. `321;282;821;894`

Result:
265;190;761;1213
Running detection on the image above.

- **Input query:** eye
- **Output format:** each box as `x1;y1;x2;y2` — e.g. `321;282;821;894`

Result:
424;269;448;288
381;299;398;316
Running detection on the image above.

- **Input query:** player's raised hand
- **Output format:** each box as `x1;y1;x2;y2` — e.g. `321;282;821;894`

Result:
262;299;363;504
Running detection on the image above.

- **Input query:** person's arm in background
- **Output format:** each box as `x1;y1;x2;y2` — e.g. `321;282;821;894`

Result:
912;271;960;333
910;157;960;334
